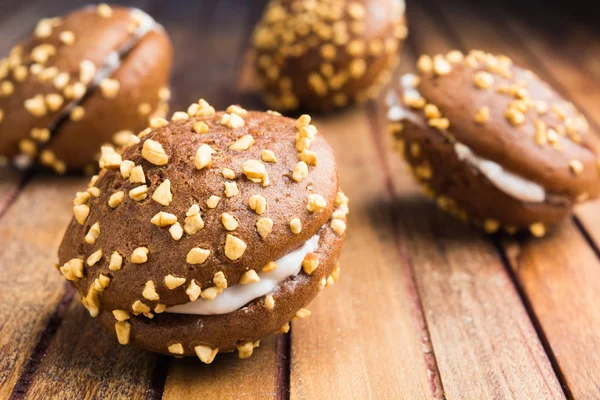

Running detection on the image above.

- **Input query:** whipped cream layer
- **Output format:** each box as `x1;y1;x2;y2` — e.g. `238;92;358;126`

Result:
166;234;320;316
387;74;547;204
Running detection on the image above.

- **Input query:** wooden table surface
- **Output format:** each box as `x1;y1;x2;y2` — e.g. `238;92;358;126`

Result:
1;0;600;399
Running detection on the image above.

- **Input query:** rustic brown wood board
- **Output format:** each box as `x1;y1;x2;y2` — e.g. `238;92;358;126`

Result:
1;0;599;398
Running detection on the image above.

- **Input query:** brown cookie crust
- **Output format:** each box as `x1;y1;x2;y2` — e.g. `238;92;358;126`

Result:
388;50;600;234
0;5;172;172
251;0;407;111
97;221;344;355
58;107;341;312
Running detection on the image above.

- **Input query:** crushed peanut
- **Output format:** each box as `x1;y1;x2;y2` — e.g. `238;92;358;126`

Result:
131;247;149;264
240;269;260;284
186;247;211;264
165;274;186;289
224;234;247;260
256;217;274;238
142;139;169;165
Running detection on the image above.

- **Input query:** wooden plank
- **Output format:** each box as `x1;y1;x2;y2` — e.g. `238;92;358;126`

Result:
0;177;85;398
289;111;435;399
365;3;564;398
430;0;600;397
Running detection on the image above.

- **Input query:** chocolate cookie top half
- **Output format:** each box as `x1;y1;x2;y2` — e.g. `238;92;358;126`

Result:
390;50;600;203
58;103;339;313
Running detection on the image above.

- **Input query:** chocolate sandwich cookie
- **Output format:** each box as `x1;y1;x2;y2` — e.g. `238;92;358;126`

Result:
0;4;172;173
386;50;599;236
57;100;348;361
250;0;407;111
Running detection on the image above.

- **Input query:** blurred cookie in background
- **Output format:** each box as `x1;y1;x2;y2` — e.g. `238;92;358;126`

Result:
386;50;599;236
251;0;407;112
0;4;172;174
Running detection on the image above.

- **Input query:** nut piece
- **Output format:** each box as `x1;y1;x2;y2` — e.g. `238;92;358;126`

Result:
151;212;177;227
152;179;173;206
213;271;228;289
290;218;302;234
307;194;326;212
224;182;239;197
115;321;131;345
109;251;123;271
186;247;210;264
248;194;267;215
142;139;169;165
131;247;149;264
129;165;146;184
296;308;311;318
186;280;201;301
143;281;160;301
302;253;319;274
221;213;239;231
108;191;125;208
168;343;184;355
530;222;546;238
194;144;216;170
112;309;130;321
120;160;135;178
292;161;309;182
195;345;219;364
73;204;90;224
262;261;277;272
86;249;102;266
164;274;186;289
224;234;247;260
256;217;273;238
129;185;148;201
230;134;255;151
85;222;100;244
261;150;277;163
169;222;184;241
59;258;84;281
184;205;205;235
237;341;259;359
222;168;236;179
330;219;347;235
206;195;221;209
264;295;275;310
240;269;260;284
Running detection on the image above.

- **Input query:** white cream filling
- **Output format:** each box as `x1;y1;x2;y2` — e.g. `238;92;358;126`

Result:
388;73;547;203
165;234;320;316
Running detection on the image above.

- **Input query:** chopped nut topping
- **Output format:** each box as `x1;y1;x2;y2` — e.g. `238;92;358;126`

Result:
129;165;146;184
224;234;247;260
97;3;113;17
98;146;122;169
24;95;47;117
165;274;186;289
187;247;210;264
242;159;269;186
194;144;215;170
433;55;451;76
256;217;273;238
206;195;221;209
230;134;255;151
331;219;347;235
152;179;173;206
213;271;227;289
73;191;90;206
195;345;219;364
109;251;123;271
86;249;102;266
82;286;100;317
155;304;166;313
100;78;120;98
142;139;169;165
221;112;245;129
261;150;278;163
240;269;260;284
292;161;309;182
262;261;277;272
59;30;76;46
302;253;319;274
307;194;326;212
70;106;85;121
290;218;302;234
221;212;239;231
264;295;275;310
222;168;236;179
195;99;216;117
193;121;209;134
186;280;201;301
184;205;205;235
474;71;494;89
59;258;84;281
151;212;177;227
131;300;151;315
85;222;101;244
45;93;64;112
113;309;130;321
92;274;110;291
227;105;248;116
87;186;100;198
115;321;131;345
300;150;318;166
224;181;239;197
296;308;311;318
171;111;189;121
201;286;222;300
168;343;184;355
129;185;148;201
143;281;160;301
279;323;290;334
569;159;583;175
529;222;546;238
73;204;90;224
131;247;149;264
428;117;450;130
120;160;135;178
505;107;525;126
79;60;96;85
403;92;426;109
483;219;500;234
248;194;267;215
169;222;184;241
474;106;490;124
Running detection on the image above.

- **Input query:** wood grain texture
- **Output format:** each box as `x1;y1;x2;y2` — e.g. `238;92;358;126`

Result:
290;109;435;400
163;336;280;400
430;1;600;397
0;177;85;398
